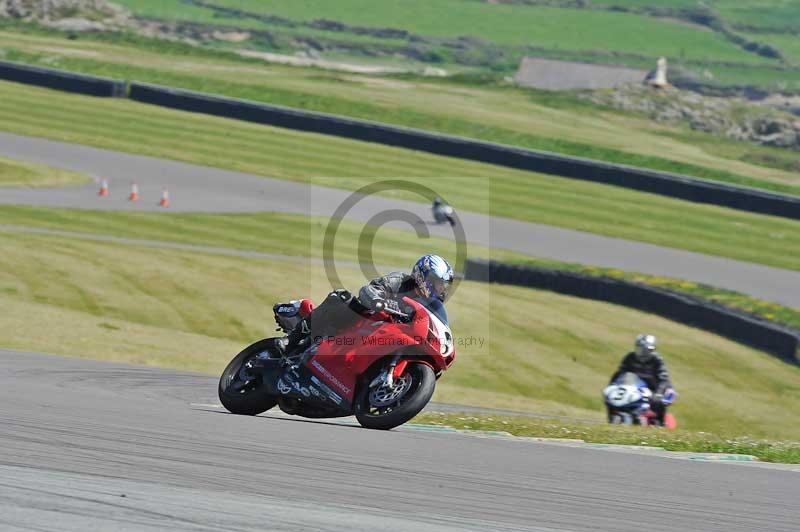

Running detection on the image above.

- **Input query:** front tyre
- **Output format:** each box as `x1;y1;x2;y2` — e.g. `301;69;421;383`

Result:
218;339;279;416
355;362;436;430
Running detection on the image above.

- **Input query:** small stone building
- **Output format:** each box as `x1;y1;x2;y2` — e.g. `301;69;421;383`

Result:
514;57;648;91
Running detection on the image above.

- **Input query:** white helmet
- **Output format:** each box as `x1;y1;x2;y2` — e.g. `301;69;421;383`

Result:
634;333;657;361
412;254;454;301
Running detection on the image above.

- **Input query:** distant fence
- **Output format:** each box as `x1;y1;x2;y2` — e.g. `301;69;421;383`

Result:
465;259;800;363
2;62;799;220
0;60;126;98
127;82;800;220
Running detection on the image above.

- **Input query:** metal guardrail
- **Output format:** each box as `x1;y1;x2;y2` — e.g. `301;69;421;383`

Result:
0;60;126;97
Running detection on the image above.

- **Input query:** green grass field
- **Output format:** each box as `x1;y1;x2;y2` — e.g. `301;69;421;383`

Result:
2;80;799;273
1;224;798;441
0;156;90;187
114;0;765;63
102;0;800;91
714;0;800;33
2;28;799;193
742;32;800;65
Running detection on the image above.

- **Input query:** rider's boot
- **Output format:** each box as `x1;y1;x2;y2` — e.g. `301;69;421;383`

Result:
281;290;360;357
651;401;667;427
283;317;312;356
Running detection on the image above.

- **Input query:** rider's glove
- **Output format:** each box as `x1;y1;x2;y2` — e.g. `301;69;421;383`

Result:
662;387;676;405
653;388;676;406
370;298;400;313
367;298;385;312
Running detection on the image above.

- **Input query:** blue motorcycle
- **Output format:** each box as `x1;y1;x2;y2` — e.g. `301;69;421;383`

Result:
603;372;677;428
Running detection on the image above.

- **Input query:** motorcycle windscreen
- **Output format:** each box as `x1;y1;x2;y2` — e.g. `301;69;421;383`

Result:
421;297;449;326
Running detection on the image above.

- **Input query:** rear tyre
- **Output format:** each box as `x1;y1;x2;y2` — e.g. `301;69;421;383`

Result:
218;339;280;416
355;362;435;430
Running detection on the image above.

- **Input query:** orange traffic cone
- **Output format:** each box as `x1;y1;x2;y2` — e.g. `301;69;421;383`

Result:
158;188;170;208
129;182;140;202
98;179;110;197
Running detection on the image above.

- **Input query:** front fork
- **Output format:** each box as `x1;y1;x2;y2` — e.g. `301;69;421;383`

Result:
369;354;403;390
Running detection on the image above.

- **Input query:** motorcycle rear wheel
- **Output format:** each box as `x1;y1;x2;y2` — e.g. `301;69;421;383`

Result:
355;362;435;430
218;339;279;416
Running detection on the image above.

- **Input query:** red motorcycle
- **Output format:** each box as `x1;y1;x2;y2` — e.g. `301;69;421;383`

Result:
218;294;456;430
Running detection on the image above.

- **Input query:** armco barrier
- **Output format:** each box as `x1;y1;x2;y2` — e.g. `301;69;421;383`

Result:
128;82;800;220
465;259;800;363
0;60;126;97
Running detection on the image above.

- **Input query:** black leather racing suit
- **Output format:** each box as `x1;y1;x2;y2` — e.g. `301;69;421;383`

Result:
358;272;419;310
609;351;673;424
284;273;419;354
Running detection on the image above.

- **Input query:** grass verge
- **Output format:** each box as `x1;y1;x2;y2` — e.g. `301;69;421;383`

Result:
0;156;90;187
415;413;800;464
1;82;800;272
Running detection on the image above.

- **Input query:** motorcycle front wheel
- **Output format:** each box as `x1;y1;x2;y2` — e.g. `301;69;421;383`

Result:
218;339;280;416
354;362;435;430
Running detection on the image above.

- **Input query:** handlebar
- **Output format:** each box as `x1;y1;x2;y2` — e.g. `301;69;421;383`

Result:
373;299;411;320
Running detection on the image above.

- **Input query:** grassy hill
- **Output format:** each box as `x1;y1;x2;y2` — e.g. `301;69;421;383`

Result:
106;0;800;91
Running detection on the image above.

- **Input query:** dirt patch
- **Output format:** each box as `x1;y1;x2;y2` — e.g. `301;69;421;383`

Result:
338;75;415;90
28;45;101;58
235;49;409;75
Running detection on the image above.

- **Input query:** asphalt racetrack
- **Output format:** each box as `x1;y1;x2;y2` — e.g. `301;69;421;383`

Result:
1;350;798;532
2;132;800;307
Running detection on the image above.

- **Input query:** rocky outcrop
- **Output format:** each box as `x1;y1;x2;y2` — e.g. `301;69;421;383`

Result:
0;0;130;30
751;116;799;149
582;85;800;150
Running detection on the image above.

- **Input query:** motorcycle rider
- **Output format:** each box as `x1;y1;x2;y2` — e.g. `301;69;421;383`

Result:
432;197;456;226
608;334;675;425
282;254;454;355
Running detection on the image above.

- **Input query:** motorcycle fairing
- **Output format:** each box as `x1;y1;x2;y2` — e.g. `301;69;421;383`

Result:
604;372;653;415
274;363;353;415
305;298;442;403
